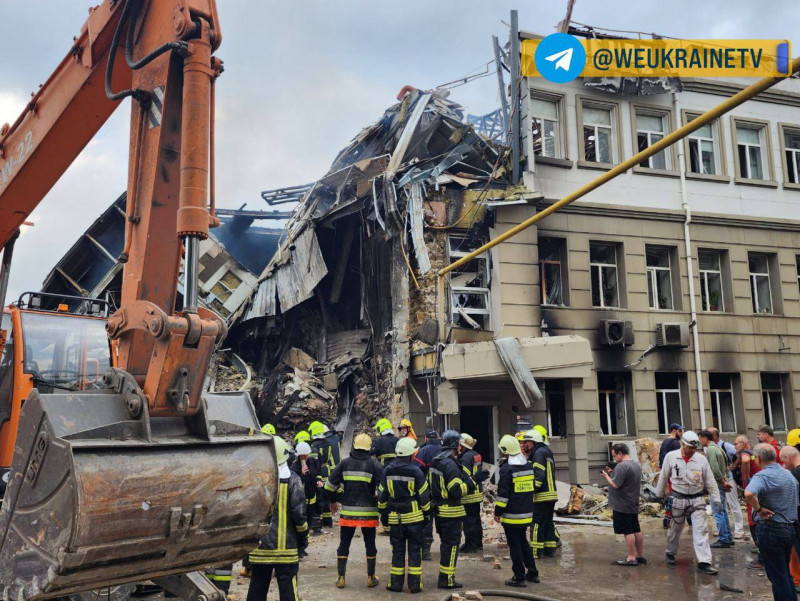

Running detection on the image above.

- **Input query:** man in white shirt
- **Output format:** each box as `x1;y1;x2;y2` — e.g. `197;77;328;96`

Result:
656;430;722;575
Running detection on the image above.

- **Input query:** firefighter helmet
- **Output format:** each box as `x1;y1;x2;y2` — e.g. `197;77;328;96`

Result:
274;437;290;464
294;430;310;444
308;421;326;438
499;434;522;456
460;433;476;449
354;433;372;451
295;442;312;456
375;418;394;435
533;424;548;443
395;437;417;457
522;429;544;443
441;429;461;450
261;423;276;435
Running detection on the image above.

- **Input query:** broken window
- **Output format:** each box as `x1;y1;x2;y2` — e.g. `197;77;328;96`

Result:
539;237;565;306
699;249;724;312
636;111;670;169
448;234;491;330
783;126;800;184
710;373;737;434
736;122;767;180
761;373;787;431
748;253;773;314
543;379;567;437
646;246;673;310
655;372;683;435
687;116;720;175
582;105;615;164
590;242;619;308
531;96;561;158
597;372;628;436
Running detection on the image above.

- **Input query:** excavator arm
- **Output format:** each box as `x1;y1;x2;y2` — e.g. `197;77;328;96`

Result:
0;3;277;599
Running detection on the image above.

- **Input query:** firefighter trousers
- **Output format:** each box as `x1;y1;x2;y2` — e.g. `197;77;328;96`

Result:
531;502;558;556
505;526;537;580
205;563;233;594
246;563;299;601
462;503;483;550
435;516;462;586
389;523;424;592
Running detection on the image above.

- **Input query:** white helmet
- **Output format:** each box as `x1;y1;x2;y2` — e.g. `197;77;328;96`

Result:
681;430;700;449
296;442;312;456
522;429;544;443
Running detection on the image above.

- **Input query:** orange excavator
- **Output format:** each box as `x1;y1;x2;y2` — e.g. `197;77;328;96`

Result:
0;2;277;600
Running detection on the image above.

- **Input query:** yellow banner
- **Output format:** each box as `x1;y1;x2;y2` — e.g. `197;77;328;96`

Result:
522;38;791;78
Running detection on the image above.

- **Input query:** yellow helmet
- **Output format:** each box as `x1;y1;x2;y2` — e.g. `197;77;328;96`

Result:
354;433;372;451
499;434;521;456
515;431;526;441
273;437;290;465
308;421;326;438
261;423;276;435
787;429;800;448
395;437;417;457
375;418;393;435
534;425;548;443
294;430;310;444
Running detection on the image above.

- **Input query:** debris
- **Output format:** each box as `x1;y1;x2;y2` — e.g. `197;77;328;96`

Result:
493;337;543;408
554;517;613;527
492;559;502;570
482;555;494;563
464;591;484;601
556;485;585;515
284;348;316;371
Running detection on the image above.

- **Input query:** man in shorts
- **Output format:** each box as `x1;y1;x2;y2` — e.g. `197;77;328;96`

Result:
601;443;644;566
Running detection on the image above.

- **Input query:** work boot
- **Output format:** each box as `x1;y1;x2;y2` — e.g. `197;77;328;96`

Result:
697;563;718;575
387;572;404;593
437;575;463;589
505;577;526;588
526;571;540;583
323;517;334;528
458;543;477;554
665;553;677;565
407;570;422;594
366;556;378;588
336;556;347;588
421;544;432;561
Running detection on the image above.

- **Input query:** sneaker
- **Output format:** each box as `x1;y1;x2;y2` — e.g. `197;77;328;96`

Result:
710;541;733;549
665;553;677;565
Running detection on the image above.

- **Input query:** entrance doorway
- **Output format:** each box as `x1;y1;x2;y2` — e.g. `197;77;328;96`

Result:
459;405;494;464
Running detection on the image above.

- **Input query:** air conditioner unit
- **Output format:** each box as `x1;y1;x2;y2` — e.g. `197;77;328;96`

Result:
599;320;634;347
656;322;691;348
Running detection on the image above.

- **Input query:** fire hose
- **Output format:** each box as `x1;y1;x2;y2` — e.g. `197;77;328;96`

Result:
440;590;563;601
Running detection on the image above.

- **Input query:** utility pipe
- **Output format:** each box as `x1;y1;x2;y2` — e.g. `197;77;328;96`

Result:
439;56;800;278
673;92;707;429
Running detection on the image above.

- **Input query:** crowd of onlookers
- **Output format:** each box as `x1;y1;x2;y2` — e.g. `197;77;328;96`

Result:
603;423;800;600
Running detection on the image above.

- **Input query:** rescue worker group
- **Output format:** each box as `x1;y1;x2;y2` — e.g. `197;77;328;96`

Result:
220;418;558;599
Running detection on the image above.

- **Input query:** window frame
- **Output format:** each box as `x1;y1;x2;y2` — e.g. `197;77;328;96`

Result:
680;109;730;183
529;90;567;162
655;373;684;436
589;242;621;309
630;104;678;176
645;245;675;311
778;123;800;191
576;96;622;169
447;233;492;330
597;372;629;437
748;252;774;315
709;373;737;434
539;236;568;307
730;117;777;187
698;249;725;313
761;373;787;432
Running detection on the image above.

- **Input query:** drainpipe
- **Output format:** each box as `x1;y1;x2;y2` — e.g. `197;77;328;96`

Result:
673;92;707;429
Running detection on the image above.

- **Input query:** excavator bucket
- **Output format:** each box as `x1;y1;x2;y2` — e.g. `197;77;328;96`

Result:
0;379;276;601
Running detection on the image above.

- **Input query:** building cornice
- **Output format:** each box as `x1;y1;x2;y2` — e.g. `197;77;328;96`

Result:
534;199;800;232
681;78;800;107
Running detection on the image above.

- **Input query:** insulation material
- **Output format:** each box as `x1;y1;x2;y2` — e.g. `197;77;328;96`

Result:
493;337;543;408
407;183;431;275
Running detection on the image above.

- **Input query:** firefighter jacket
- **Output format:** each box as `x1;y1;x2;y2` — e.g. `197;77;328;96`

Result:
324;448;384;524
290;455;321;509
494;455;535;527
312;431;341;478
371;432;399;466
531;443;557;503
249;471;308;565
459;448;484;505
430;452;470;519
413;439;441;475
377;456;431;526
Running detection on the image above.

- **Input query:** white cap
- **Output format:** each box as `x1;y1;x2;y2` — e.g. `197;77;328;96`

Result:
296;442;312;455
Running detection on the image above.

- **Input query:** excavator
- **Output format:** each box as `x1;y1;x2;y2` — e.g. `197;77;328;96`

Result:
0;1;278;600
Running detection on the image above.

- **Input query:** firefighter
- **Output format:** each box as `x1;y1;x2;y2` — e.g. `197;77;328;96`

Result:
309;421;341;527
205;565;233;595
261;423;276;435
371;418;399;466
324;433;384;589
247;437;308;601
430;429;470;589
291;441;323;537
413;429;440;560
378;437;431;593
529;429;559;558
398;418;418;442
458;433;485;554
495;434;539;587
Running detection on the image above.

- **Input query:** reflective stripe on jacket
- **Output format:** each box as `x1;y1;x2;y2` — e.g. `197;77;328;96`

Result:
430;453;468;518
325;449;384;521
378;456;431;525
531;444;558;503
371;433;399;466
249;472;308;564
459;448;483;505
495;459;535;526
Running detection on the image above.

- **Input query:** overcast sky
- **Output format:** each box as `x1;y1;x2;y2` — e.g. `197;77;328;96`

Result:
1;0;798;301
